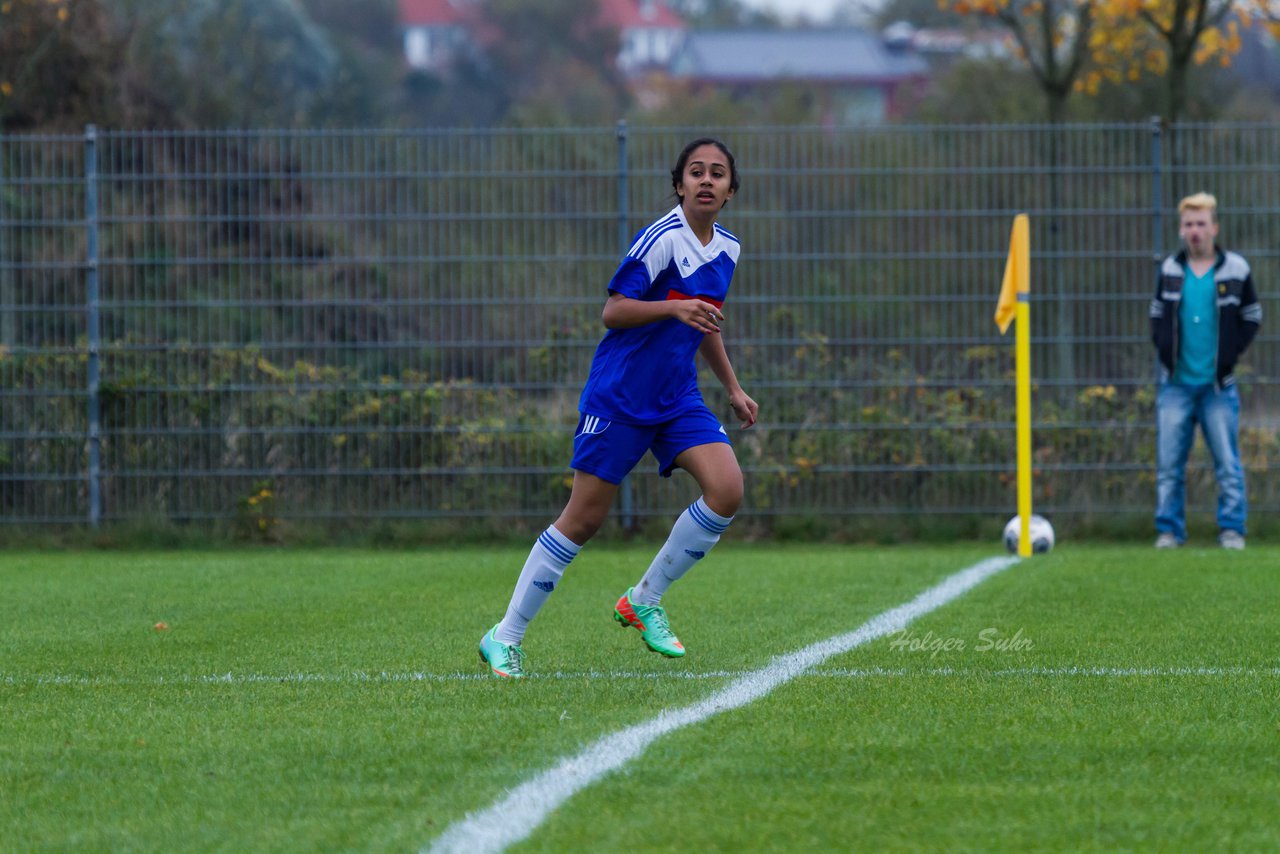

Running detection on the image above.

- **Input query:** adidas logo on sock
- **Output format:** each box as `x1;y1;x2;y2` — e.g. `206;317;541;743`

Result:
684;549;706;560
533;580;556;592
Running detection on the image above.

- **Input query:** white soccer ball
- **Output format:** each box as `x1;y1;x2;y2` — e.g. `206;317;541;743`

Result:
1003;514;1055;554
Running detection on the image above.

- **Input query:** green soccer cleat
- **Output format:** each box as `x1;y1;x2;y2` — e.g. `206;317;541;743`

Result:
478;625;527;679
613;588;685;657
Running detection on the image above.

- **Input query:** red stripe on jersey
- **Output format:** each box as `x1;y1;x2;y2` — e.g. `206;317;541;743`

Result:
665;290;724;309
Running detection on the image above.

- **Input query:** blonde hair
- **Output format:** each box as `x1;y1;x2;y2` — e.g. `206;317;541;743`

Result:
1178;192;1218;220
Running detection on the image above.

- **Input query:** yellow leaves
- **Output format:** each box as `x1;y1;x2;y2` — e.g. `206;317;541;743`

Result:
1082;2;1167;90
255;357;286;381
246;487;273;507
1078;0;1252;97
941;0;1010;16
1193;20;1243;65
1144;47;1167;74
0;82;10;97
345;396;383;422
1078;384;1117;404
1108;0;1143;15
963;345;997;361
1076;70;1103;95
238;482;279;539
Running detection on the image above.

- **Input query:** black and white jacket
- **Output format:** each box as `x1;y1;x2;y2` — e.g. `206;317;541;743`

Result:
1149;247;1262;388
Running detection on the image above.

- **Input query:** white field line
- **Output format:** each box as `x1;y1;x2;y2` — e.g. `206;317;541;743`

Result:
424;555;1019;854
4;665;1279;688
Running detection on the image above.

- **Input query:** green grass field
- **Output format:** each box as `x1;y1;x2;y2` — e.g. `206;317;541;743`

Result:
3;542;1278;852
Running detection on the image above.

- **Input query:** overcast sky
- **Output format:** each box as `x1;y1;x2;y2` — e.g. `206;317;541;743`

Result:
736;0;874;24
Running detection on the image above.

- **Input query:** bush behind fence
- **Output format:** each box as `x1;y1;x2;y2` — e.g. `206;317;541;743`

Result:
1;123;1277;536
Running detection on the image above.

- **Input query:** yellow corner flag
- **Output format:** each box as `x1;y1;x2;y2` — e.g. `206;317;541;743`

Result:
994;213;1034;556
994;214;1028;334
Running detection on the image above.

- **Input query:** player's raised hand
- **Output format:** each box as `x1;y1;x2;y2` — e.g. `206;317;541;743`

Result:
669;299;723;334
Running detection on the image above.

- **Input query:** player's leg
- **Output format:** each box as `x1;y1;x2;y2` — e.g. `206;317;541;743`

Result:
481;473;619;679
615;411;739;657
496;472;618;644
636;441;740;602
491;468;616;647
481;415;643;678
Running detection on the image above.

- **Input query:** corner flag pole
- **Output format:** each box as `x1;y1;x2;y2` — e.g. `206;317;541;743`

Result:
994;214;1032;557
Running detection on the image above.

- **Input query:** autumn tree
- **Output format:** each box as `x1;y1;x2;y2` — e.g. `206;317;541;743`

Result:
953;0;1280;125
937;0;1275;378
1082;0;1245;126
944;0;1101;123
1079;0;1280;196
940;0;1109;382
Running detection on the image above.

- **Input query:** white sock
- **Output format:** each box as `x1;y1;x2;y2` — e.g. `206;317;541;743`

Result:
494;525;581;645
632;497;732;606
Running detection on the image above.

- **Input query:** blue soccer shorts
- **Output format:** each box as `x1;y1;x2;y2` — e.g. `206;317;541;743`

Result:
569;406;731;485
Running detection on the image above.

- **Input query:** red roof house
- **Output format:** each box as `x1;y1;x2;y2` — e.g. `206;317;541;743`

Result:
398;0;685;74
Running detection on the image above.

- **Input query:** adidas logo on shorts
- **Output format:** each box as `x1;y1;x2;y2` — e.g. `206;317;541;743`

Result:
577;415;610;437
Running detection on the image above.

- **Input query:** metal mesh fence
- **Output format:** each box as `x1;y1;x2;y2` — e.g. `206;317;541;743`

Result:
1;122;1277;531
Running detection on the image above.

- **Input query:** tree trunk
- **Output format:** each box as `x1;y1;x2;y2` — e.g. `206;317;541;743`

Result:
1047;89;1075;391
1166;60;1189;201
0;142;12;349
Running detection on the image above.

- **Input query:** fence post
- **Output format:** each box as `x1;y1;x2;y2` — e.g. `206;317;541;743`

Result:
1149;116;1164;267
85;125;103;527
0;133;12;349
615;119;636;532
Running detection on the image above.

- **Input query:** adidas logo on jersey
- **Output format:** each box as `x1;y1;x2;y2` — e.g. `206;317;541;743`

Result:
681;257;691;267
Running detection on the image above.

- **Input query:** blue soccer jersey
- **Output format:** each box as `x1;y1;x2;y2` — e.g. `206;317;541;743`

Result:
578;205;741;425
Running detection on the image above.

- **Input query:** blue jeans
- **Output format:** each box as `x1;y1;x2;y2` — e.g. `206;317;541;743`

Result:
1155;382;1246;541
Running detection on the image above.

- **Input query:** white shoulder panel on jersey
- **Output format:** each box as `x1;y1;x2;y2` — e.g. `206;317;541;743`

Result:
628;213;681;282
666;227;741;280
628;207;741;282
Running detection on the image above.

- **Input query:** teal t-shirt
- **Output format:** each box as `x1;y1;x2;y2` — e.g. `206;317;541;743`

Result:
1175;264;1217;386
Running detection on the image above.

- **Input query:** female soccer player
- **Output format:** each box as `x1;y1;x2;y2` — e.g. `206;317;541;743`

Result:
478;137;758;679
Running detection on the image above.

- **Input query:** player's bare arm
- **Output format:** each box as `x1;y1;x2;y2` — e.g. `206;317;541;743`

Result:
698;333;758;428
603;293;723;334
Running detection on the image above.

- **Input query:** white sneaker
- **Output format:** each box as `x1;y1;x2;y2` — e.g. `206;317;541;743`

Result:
1154;532;1180;549
1218;530;1246;550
